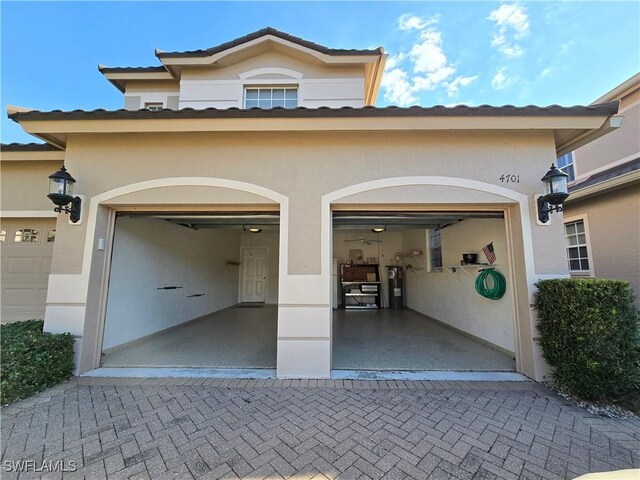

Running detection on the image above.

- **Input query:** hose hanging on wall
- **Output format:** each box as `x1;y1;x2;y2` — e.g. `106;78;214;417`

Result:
475;268;507;300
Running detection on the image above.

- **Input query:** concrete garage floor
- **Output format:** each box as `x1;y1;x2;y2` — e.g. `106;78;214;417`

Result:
102;305;514;372
101;305;278;369
332;308;516;371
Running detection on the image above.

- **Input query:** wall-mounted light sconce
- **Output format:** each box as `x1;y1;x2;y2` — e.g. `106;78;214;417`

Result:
243;225;262;233
537;163;569;224
47;165;82;223
371;226;386;233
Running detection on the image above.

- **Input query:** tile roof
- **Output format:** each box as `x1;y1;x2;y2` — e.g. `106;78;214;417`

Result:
569;157;640;192
156;27;384;58
98;66;168;73
8;102;620;122
0;142;63;151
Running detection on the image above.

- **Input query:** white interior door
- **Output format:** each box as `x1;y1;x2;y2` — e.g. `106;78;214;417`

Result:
241;247;267;303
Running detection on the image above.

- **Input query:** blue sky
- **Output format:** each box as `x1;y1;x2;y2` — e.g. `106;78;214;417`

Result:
2;1;639;143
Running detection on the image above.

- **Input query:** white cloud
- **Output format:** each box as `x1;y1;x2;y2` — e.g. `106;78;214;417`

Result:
410;30;449;75
488;4;530;36
381;67;417;106
559;40;575;56
381;13;478;105
491;68;511;90
541;67;552;78
398;14;439;31
488;4;529;57
385;53;407;70
446;75;478;97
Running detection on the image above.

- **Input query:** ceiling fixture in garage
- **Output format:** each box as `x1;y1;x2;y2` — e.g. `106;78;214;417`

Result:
47;165;82;223
244;225;263;233
537;164;570;223
371;226;386;233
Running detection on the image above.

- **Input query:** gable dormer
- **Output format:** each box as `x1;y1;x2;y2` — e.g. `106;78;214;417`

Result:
100;28;387;111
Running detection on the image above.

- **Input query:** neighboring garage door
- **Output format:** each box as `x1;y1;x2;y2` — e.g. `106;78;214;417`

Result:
0;218;56;323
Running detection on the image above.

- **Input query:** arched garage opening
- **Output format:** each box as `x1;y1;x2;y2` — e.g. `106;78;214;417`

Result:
79;178;288;372
323;177;534;375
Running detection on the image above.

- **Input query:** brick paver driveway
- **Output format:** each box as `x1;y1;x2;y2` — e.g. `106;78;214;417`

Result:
2;378;639;479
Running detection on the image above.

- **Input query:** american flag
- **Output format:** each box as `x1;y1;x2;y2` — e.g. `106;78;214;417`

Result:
483;242;496;265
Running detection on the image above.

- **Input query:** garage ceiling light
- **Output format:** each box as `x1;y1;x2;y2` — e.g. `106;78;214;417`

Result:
244;225;263;233
371;226;386;233
47;165;82;223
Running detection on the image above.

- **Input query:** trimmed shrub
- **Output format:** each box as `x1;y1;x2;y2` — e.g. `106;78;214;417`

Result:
1;319;74;405
534;278;640;400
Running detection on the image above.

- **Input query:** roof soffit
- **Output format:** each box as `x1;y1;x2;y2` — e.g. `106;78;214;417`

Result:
8;103;618;149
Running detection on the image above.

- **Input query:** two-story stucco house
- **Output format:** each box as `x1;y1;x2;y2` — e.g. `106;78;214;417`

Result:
0;28;622;381
560;73;639;307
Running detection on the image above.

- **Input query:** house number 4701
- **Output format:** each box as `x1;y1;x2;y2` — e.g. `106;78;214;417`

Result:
499;174;520;183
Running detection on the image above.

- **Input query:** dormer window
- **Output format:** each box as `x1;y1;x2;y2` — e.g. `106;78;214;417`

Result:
244;87;297;109
144;102;164;111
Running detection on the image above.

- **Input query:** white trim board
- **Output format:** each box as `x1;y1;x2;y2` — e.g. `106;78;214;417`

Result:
82;367;276;379
331;370;528;382
1;210;57;218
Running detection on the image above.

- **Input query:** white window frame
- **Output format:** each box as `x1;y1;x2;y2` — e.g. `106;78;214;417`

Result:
243;86;298;109
564;215;594;277
144;102;164;111
557;152;576;183
427;228;442;272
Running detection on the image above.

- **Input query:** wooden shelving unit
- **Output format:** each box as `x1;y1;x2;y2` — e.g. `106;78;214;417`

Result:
340;264;381;310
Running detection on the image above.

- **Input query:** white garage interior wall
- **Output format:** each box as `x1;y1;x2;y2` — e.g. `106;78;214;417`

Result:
401;219;515;353
102;216;243;350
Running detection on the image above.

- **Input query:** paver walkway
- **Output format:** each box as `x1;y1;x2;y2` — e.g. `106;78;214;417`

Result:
1;378;639;479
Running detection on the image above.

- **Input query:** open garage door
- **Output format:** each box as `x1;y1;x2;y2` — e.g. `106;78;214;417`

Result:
332;210;516;372
101;211;279;369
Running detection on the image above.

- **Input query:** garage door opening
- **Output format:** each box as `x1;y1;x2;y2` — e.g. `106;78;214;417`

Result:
100;211;279;369
332;210;516;372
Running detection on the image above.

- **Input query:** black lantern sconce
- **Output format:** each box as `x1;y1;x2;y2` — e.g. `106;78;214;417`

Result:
537;163;569;224
47;165;82;223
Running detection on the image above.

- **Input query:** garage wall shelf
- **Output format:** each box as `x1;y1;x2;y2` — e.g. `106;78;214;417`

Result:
434;265;497;278
402;252;427;276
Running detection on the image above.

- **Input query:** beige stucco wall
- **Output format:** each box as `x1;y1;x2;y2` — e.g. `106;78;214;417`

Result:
179;51;365;109
57;129;564;275
1;161;60;212
39;127;570;379
573;102;639;177
563;184;640;307
124;80;180;110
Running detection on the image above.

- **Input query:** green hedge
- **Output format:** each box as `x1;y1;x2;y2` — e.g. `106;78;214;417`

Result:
534;278;640;400
1;320;74;405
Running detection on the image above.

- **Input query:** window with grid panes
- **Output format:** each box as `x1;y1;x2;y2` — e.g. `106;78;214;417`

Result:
244;87;297;109
429;229;442;270
14;228;39;243
557;152;575;182
565;220;590;273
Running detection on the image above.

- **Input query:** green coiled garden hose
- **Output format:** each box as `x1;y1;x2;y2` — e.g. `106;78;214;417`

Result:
475;268;506;300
